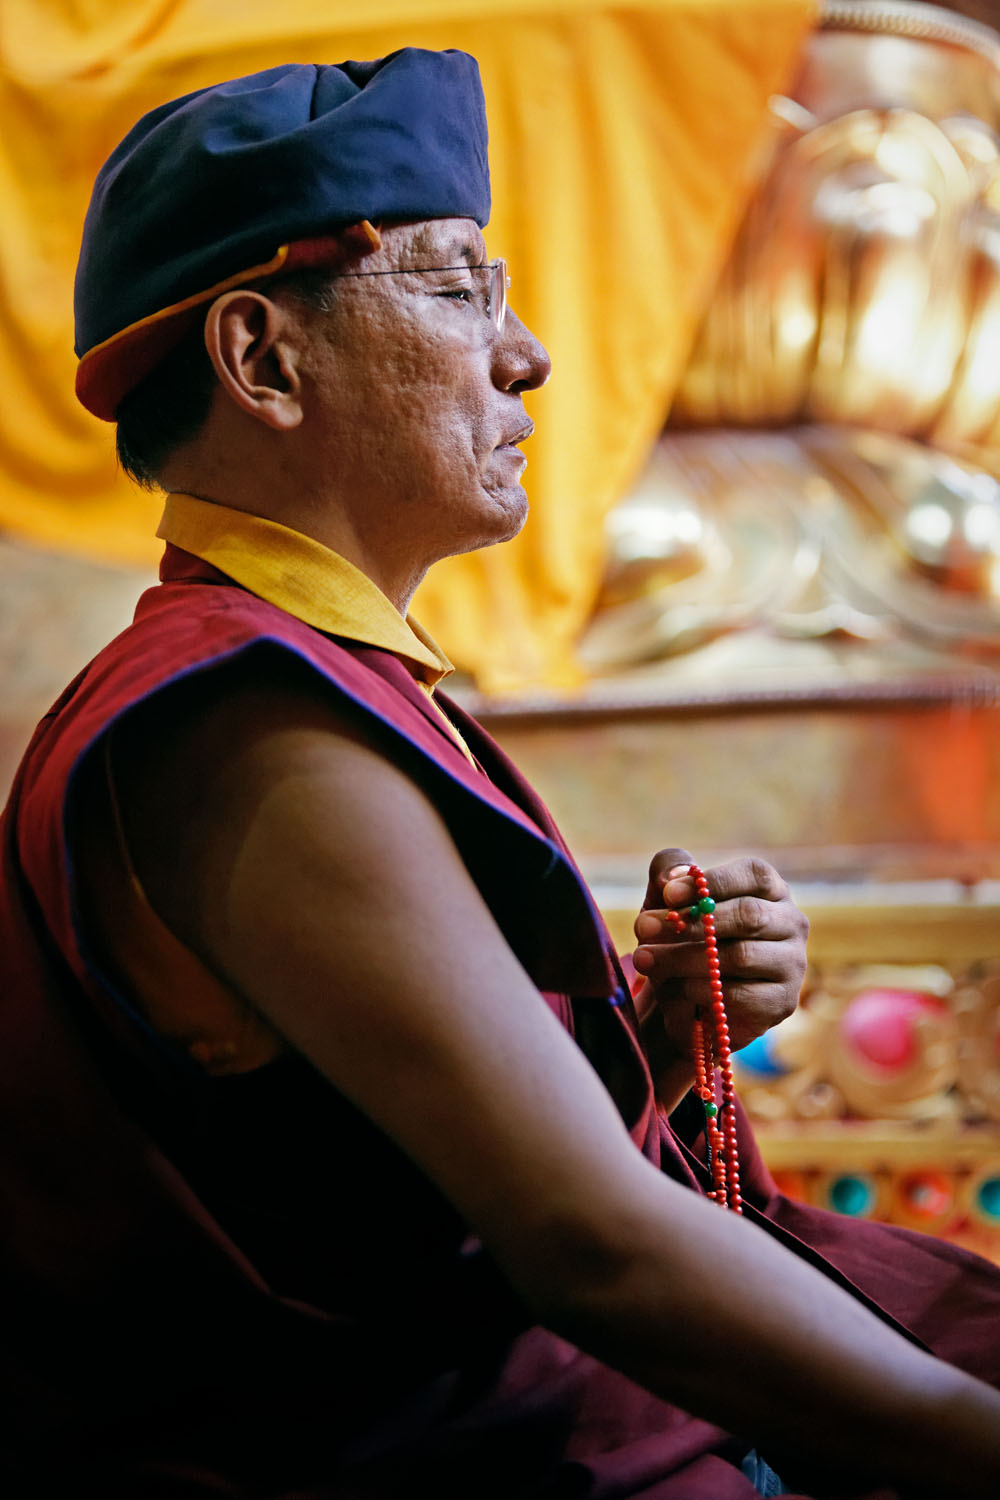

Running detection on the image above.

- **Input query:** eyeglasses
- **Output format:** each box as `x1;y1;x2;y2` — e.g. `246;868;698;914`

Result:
326;258;509;331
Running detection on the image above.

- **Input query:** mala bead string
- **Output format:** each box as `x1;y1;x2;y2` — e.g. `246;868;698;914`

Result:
630;862;743;1213
688;866;742;1214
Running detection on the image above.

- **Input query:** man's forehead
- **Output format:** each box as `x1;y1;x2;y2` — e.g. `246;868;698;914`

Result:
391;218;488;265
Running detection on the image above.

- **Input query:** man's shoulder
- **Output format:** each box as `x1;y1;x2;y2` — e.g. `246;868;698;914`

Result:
51;579;373;746
11;581;376;841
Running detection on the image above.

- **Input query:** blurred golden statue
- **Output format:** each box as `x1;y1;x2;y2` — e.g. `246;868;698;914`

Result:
583;0;1000;673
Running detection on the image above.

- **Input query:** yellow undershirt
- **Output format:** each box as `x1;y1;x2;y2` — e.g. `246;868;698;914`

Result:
157;492;477;766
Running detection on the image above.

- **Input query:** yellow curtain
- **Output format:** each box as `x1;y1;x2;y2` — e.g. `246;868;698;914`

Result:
0;0;815;690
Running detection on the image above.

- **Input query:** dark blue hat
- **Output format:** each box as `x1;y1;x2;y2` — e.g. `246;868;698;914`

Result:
75;49;490;419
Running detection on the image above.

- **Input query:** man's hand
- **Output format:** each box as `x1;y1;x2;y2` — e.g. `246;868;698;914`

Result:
631;849;808;1094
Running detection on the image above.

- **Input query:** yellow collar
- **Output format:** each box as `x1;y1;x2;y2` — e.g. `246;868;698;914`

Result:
156;493;453;688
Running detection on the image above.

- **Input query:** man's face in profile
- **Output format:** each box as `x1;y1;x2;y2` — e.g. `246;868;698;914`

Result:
293;217;549;569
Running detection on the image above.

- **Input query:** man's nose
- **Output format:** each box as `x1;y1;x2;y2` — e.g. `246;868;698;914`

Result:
493;308;551;393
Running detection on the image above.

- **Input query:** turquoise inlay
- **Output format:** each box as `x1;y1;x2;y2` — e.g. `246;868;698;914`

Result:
975;1177;1000;1221
734;1032;787;1079
829;1175;876;1217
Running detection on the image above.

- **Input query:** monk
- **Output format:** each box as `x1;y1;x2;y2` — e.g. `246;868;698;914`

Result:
2;48;1000;1498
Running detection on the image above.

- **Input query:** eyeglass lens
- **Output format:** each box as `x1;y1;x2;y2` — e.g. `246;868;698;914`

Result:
489;259;508;332
459;261;508;329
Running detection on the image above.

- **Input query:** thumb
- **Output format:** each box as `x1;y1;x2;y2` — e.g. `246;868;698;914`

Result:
642;848;694;911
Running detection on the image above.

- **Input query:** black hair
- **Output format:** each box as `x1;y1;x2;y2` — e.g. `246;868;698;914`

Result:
114;323;218;490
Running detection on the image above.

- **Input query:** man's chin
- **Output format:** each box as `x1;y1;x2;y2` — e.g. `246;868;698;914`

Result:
481;485;529;545
448;513;527;559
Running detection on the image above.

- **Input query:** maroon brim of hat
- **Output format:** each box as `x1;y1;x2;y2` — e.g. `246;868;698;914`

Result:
76;229;376;421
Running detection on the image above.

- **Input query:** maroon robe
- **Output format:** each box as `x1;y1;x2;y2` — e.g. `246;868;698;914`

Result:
1;546;998;1498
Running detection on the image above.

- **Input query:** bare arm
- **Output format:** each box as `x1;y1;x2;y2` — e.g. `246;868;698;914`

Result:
117;673;1000;1497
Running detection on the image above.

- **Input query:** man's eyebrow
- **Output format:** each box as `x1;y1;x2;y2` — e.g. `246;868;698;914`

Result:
434;237;487;267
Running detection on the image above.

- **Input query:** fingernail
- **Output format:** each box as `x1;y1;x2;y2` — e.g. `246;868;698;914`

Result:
632;946;653;972
668;864;690;877
635;913;660;941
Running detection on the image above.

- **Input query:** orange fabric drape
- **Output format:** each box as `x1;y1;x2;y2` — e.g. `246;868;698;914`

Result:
0;0;816;689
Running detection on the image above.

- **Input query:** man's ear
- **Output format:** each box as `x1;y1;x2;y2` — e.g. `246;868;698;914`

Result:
203;290;304;430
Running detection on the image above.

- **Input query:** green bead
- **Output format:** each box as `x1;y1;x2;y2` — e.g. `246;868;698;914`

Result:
689;904;701;920
697;896;716;915
704;1102;718;1118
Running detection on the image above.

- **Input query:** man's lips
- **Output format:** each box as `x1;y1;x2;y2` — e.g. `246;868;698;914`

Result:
497;421;534;450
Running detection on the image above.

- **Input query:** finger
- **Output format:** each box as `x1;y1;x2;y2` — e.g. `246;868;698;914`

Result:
637;886;803;946
657;855;789;914
634;928;792;983
696;855;791;906
634;906;693;943
702;893;810;947
642;848;694;912
634;879;752;955
632;937;698;975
